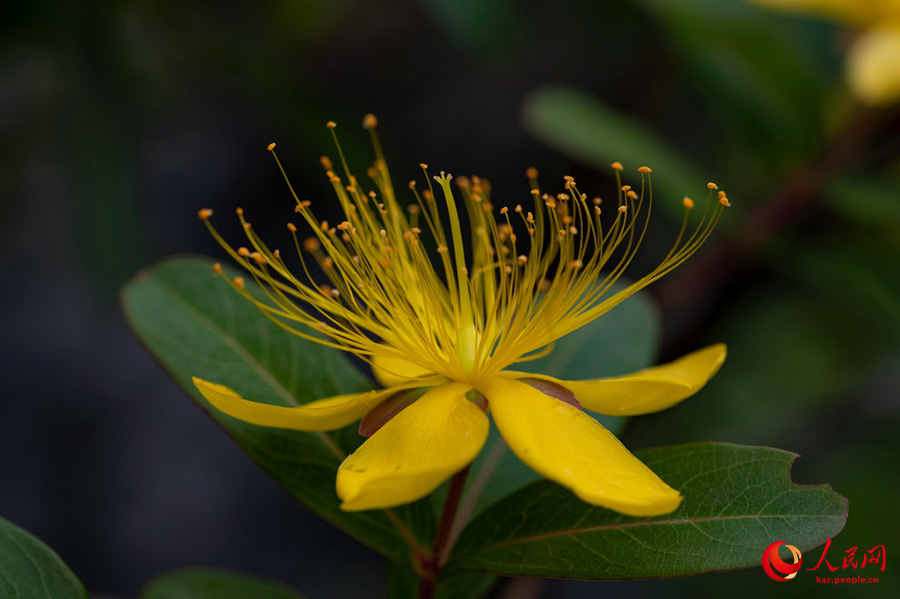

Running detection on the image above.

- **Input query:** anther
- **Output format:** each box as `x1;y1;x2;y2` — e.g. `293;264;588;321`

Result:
320;156;333;170
419;163;428;170
618;205;627;213
287;223;297;233
362;114;378;129
683;197;695;209
638;166;652;173
236;207;244;215
234;277;245;288
267;142;276;152
237;247;250;257
437;246;448;254
719;196;731;207
530;189;540;196
526;167;538;179
570;259;584;270
621;185;632;192
198;209;213;220
326;121;337;129
272;250;280;259
592;197;602;205
322;257;334;270
569;226;578;235
611;161;624;171
707;182;718;190
251;252;266;265
518;255;528;265
564;175;575;182
595;206;602;215
303;238;320;252
515;204;523;213
500;207;508;215
626;190;638;199
212;263;222;275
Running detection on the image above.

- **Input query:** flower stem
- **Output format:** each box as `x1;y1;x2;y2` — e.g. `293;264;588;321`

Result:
418;466;471;599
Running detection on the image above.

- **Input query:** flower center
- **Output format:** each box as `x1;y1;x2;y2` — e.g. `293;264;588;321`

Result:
197;116;730;385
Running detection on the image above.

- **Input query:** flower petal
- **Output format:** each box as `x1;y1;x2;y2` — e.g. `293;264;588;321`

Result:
371;354;436;387
507;344;726;416
192;377;411;432
847;27;900;106
480;377;682;517
336;382;487;511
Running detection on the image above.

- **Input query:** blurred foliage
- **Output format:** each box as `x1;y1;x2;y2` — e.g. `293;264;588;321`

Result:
140;568;306;599
2;0;898;597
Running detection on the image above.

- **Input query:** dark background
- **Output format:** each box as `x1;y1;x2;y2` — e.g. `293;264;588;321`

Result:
2;0;898;597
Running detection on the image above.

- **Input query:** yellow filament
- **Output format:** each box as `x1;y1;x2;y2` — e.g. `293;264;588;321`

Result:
199;119;729;385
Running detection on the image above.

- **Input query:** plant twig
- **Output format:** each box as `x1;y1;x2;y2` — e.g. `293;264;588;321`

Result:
418;466;471;599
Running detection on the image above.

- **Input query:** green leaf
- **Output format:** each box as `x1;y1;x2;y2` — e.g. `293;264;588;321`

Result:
634;0;829;165
140;568;305;599
122;256;435;566
522;86;707;215
826;177;900;227
0;517;86;599
461;286;661;518
447;443;847;579
388;563;495;599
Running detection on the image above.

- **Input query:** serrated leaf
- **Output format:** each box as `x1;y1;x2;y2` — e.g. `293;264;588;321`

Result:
460;286;661;518
140;568;305;599
122;256;435;566
0;517;86;599
446;443;847;579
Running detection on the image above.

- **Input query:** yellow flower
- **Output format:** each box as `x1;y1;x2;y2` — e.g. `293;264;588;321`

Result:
193;117;729;517
750;0;900;105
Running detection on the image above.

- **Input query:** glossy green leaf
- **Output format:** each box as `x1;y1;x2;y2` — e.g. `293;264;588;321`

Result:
460;286;661;519
141;568;304;599
0;517;86;599
122;256;435;565
523;86;707;215
447;443;847;579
